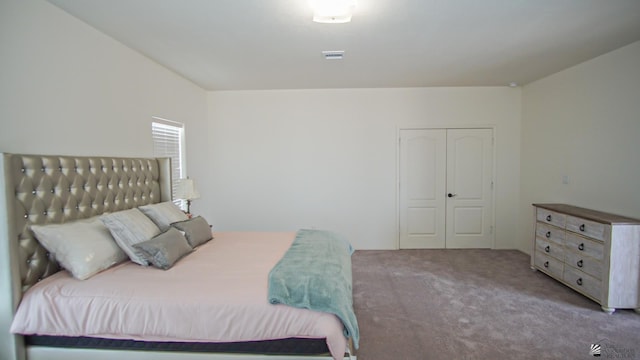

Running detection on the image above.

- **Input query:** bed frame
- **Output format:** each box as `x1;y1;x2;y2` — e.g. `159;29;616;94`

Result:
0;153;355;360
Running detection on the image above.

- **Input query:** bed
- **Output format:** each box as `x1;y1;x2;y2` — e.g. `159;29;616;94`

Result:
0;153;358;360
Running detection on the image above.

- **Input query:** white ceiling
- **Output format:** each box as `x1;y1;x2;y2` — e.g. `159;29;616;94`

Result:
48;0;640;91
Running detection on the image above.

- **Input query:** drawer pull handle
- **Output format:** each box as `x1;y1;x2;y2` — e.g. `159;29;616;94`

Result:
544;245;550;253
545;231;551;238
546;215;552;222
577;260;583;268
576;278;583;286
544;261;549;268
579;224;585;232
578;243;584;251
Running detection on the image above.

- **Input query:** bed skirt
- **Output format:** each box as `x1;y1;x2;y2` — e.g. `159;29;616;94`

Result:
26;335;331;355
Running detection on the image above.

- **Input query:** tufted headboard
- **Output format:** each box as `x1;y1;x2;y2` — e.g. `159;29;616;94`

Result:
0;153;172;360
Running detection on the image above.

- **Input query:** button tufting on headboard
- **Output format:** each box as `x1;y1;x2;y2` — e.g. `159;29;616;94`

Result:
3;154;168;292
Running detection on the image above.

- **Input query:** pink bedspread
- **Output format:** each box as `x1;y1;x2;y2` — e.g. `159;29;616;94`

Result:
11;232;347;359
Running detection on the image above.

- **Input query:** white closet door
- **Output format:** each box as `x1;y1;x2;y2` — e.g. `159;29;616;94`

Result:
445;128;494;248
399;129;446;249
399;128;494;249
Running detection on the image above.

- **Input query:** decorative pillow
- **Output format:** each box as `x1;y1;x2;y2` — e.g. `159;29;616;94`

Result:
138;201;188;232
31;217;127;280
133;228;193;270
101;208;162;265
170;216;213;248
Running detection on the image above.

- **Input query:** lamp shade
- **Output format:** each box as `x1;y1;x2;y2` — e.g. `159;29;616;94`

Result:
176;178;200;201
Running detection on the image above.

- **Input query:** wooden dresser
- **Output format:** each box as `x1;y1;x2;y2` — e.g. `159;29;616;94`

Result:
531;203;640;314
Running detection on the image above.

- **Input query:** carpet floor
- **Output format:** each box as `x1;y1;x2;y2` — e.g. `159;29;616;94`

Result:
351;249;640;360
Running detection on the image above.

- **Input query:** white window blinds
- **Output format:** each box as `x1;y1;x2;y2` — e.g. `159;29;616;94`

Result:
151;118;185;206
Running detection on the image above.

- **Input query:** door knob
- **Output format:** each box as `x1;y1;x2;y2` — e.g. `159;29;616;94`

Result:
447;193;457;198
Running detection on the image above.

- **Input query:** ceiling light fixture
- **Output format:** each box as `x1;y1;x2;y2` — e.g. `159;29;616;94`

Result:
310;0;356;23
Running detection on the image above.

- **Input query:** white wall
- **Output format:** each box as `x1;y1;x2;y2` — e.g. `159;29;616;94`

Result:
205;88;521;249
0;0;207;170
519;41;640;253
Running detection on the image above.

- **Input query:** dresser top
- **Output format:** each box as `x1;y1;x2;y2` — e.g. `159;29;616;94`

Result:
533;203;640;225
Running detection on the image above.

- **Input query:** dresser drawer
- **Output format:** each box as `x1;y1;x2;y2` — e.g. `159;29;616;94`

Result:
563;267;601;301
535;222;565;245
535;238;564;261
565;233;604;260
564;251;603;280
566;216;605;241
534;252;563;278
537;208;566;229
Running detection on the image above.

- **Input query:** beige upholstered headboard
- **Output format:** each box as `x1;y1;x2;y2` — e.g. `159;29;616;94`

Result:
0;153;172;360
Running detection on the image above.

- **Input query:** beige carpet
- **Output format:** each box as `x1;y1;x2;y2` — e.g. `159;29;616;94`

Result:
351;249;640;360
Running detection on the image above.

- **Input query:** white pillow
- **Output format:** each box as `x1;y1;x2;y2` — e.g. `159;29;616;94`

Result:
31;217;127;280
101;208;162;265
138;201;188;232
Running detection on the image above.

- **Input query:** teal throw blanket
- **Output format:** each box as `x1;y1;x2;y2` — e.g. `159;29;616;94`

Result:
268;229;359;349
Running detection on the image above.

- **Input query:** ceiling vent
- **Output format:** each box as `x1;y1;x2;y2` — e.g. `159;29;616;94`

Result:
322;50;345;60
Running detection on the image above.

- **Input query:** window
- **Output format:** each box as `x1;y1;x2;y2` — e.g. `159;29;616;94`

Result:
151;117;186;207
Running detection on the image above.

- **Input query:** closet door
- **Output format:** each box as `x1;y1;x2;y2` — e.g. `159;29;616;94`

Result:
399;128;494;249
399;129;446;248
445;129;494;248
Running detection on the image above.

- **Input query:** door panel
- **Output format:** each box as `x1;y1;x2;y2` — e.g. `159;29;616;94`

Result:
399;129;446;249
446;129;493;248
407;137;437;200
408;208;436;234
452;136;484;198
453;207;484;234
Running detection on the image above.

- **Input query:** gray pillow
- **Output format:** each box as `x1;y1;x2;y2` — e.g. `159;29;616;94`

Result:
31;217;127;280
171;216;213;248
134;228;193;270
101;208;162;265
138;201;188;232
